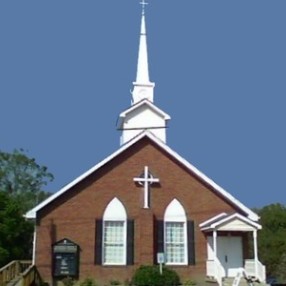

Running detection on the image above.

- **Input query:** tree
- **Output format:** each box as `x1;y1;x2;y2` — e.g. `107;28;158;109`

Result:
0;149;54;212
0;192;34;267
0;149;54;267
256;203;286;282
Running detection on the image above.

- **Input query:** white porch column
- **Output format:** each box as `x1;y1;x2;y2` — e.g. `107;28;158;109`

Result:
253;230;258;278
213;230;217;258
213;230;222;286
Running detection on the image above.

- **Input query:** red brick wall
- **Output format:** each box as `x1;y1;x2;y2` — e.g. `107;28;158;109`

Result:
35;137;246;285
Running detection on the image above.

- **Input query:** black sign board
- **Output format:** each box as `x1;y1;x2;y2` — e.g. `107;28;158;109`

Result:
53;238;79;278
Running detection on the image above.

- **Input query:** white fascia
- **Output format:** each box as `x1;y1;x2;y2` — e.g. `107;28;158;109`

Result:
200;213;261;231
25;130;259;222
119;99;171;120
199;212;227;228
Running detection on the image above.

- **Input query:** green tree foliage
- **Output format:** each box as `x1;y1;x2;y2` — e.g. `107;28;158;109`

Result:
0;149;54;267
0;192;34;267
256;203;286;282
0;149;54;212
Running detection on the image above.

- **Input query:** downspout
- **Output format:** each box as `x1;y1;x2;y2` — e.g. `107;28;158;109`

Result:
32;222;37;265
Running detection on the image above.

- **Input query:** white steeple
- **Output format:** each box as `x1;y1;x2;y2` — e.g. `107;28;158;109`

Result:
132;0;155;104
117;1;171;145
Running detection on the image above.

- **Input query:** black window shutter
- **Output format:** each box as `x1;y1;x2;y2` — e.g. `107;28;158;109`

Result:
127;220;134;265
95;219;103;265
187;220;196;265
157;220;164;253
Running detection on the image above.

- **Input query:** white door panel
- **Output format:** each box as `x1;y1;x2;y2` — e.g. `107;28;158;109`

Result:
207;235;243;277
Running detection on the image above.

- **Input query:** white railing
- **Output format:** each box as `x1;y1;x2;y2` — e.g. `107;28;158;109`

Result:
207;259;266;285
232;268;244;286
206;259;215;277
206;259;223;286
244;259;266;283
215;259;223;286
244;259;255;276
256;260;266;283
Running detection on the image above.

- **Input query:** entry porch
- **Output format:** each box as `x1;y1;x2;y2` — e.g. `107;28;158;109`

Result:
200;213;266;286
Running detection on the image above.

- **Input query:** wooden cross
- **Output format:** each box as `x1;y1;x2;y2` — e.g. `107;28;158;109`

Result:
134;166;159;209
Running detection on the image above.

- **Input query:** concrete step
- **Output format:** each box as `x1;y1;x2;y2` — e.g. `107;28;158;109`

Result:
223;277;268;286
205;277;219;285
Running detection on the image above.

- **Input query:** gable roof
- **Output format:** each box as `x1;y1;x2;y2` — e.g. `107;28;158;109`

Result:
117;99;171;128
199;212;262;231
25;131;259;221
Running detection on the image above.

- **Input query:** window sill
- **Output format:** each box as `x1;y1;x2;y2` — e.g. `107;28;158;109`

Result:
102;264;127;267
165;263;188;267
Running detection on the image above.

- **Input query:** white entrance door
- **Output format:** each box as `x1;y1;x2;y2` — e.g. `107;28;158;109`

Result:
207;236;243;277
217;236;243;277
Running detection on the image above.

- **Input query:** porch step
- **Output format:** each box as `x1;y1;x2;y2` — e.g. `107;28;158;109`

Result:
205;277;219;285
223;277;246;286
222;277;267;286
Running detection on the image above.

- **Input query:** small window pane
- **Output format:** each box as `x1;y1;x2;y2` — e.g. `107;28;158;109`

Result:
103;221;125;264
165;222;186;264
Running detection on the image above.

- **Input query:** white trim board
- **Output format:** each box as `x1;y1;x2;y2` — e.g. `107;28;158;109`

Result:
25;131;259;222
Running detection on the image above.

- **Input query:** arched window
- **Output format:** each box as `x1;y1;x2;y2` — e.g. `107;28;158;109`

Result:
164;199;188;265
102;198;127;265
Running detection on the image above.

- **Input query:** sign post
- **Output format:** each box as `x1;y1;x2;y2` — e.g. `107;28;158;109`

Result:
157;252;165;275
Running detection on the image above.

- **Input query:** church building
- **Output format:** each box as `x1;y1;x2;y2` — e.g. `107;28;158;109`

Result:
26;2;266;285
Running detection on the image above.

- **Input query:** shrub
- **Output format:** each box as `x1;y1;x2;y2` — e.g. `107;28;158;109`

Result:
123;279;132;286
109;280;121;286
79;277;98;286
182;279;196;286
62;277;75;286
132;265;180;286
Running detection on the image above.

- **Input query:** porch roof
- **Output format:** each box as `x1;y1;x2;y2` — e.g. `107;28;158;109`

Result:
199;212;262;232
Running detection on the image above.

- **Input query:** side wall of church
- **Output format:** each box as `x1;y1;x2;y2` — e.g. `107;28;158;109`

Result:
35;138;243;285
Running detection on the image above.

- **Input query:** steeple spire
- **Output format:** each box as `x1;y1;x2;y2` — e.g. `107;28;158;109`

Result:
117;0;171;145
132;0;155;105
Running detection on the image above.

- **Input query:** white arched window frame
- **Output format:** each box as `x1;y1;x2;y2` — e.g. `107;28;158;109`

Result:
164;199;188;265
103;198;127;265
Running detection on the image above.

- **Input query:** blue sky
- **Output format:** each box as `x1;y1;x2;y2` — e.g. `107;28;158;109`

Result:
1;1;285;208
